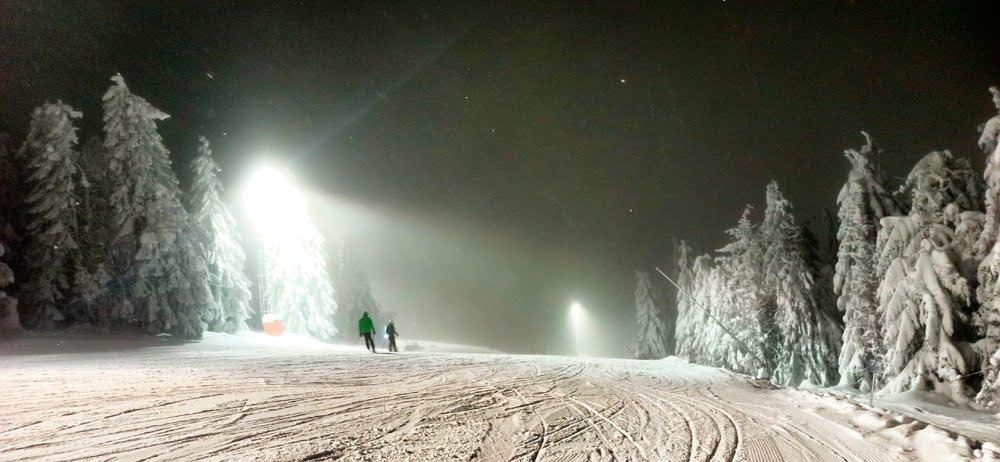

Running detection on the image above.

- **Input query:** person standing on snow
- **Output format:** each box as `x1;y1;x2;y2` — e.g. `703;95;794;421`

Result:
359;311;376;353
386;320;399;352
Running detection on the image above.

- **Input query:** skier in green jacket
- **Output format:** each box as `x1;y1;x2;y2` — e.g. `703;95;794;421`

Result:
359;311;376;353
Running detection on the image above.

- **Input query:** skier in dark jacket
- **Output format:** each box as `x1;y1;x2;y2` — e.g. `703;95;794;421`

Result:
386;320;399;352
359;311;376;352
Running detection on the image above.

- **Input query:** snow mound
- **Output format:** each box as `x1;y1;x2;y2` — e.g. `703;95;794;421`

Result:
786;389;998;461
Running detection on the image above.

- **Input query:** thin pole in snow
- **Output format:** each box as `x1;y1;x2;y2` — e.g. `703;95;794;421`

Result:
654;267;768;372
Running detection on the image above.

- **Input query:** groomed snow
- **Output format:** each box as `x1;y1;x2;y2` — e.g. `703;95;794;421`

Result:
1;332;997;461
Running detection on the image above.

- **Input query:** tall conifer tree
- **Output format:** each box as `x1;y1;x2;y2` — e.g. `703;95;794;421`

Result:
834;134;900;389
17;102;83;328
762;182;841;386
103;75;209;337
189;136;251;333
633;270;669;359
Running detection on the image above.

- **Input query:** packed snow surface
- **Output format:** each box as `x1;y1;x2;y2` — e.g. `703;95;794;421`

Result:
1;332;998;461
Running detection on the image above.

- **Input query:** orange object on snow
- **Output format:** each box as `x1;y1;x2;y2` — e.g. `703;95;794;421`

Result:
262;314;283;336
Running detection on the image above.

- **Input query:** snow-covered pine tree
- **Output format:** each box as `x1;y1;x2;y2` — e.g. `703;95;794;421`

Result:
687;255;719;366
975;112;1000;261
633;270;669;359
189;136;251;333
877;150;983;401
975;85;1000;407
834;133;901;389
715;206;770;374
17;102;83;328
875;152;982;279
0;217;18;333
677;253;710;363
978;86;1000;170
103;75;210;337
711;264;743;371
334;239;381;339
261;217;339;341
880;239;972;400
672;240;697;359
907;151;982;219
762;182;841;387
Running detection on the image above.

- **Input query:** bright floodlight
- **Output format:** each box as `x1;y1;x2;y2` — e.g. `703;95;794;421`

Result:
570;302;583;323
242;164;304;237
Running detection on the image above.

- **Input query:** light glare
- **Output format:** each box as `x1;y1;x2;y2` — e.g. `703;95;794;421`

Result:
570;302;583;323
243;164;304;237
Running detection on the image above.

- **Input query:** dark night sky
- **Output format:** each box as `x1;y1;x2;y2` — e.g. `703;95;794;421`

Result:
2;1;999;354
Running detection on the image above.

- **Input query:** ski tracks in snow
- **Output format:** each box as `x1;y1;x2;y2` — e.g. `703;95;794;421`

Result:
0;338;981;461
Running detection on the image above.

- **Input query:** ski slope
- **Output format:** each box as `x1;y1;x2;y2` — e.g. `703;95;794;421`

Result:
1;332;997;461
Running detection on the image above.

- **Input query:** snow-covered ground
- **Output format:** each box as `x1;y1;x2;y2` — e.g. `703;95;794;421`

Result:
1;332;998;461
823;386;1000;450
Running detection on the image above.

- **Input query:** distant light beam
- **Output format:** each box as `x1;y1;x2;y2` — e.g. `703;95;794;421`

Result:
570;301;584;356
570;302;583;323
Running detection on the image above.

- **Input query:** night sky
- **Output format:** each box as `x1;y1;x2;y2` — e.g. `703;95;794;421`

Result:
2;1;1000;354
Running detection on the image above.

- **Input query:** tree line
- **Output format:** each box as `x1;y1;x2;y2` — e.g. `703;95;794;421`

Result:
0;75;383;340
634;85;1000;409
